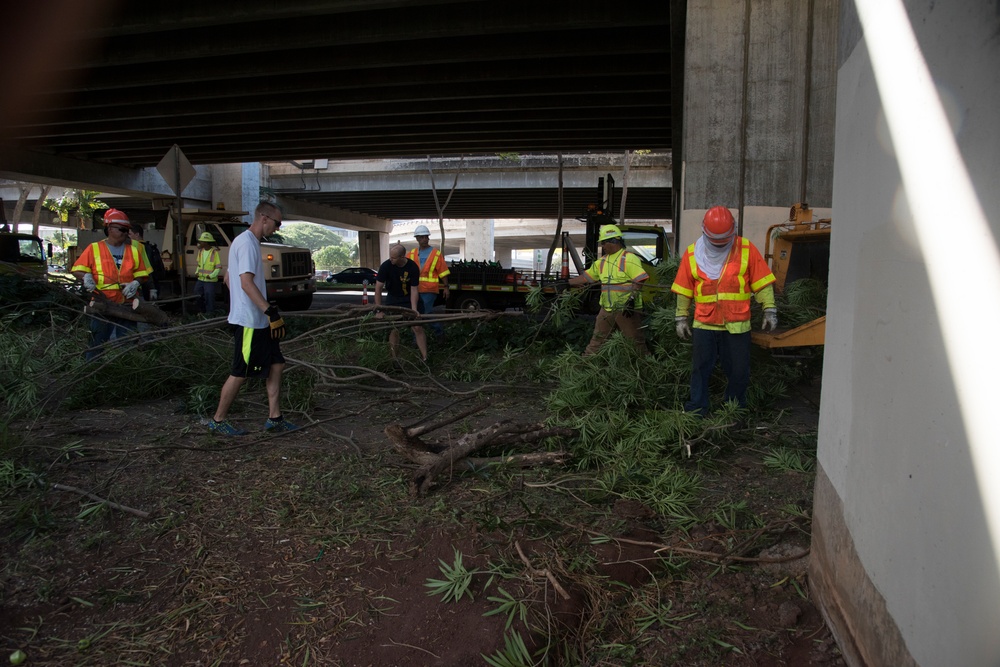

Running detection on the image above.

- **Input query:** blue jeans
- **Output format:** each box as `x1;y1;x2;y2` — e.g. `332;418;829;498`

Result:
86;315;136;361
419;293;443;337
685;329;751;416
194;280;217;314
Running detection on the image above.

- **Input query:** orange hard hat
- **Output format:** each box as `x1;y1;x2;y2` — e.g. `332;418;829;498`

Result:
702;206;735;242
103;208;130;229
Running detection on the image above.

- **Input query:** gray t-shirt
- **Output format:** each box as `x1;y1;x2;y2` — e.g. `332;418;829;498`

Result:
227;229;268;329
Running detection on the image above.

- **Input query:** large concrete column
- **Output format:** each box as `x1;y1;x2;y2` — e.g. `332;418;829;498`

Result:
358;230;389;269
680;0;839;251
464;219;494;261
494;246;512;267
810;2;1000;666
211;162;262;221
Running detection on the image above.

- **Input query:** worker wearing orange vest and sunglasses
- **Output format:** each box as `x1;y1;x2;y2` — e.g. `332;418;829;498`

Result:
71;208;152;360
671;206;778;417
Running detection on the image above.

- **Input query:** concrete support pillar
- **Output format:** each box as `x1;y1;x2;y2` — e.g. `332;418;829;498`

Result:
211;162;262;221
464;219;494;261
457;240;466;259
680;0;839;250
494;246;512;267
358;230;388;269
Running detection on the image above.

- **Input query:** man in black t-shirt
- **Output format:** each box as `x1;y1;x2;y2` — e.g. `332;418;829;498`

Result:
374;244;428;362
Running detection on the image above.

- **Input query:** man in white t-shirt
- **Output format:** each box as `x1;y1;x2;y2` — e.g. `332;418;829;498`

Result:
207;202;299;435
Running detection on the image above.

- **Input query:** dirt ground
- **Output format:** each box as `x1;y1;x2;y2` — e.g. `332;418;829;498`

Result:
1;370;843;666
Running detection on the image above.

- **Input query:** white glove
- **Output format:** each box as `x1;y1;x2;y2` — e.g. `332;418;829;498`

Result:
675;316;692;340
82;273;96;292
762;308;778;332
149;288;158;301
122;280;140;299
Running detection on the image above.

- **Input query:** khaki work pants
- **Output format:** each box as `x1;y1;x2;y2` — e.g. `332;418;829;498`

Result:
583;309;650;356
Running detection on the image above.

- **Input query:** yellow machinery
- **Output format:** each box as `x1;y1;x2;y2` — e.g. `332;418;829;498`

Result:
751;203;830;349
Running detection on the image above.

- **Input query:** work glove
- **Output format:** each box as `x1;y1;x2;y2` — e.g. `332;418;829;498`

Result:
762;308;778;332
623;294;636;317
675;316;692;340
553;280;570;294
82;273;96;292
265;305;286;340
149;288;158;301
122;280;140;299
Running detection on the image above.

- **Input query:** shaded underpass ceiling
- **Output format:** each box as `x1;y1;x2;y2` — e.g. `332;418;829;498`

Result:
278;185;672;221
2;0;680;221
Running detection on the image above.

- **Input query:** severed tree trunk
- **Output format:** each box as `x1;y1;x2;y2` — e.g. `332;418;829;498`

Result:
427;155;464;253
385;402;575;496
85;296;170;326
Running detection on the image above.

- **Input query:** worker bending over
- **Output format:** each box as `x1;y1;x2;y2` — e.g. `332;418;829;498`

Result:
671;206;778;416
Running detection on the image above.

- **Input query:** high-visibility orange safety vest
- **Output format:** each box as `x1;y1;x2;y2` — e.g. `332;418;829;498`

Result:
406;247;451;294
71;240;151;304
670;237;775;326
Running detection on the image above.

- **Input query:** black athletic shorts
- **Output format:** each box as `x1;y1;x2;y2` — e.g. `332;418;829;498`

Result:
384;295;425;313
230;324;284;378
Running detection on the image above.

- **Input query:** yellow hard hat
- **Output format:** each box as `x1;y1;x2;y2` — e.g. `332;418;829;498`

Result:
597;224;623;243
198;232;215;243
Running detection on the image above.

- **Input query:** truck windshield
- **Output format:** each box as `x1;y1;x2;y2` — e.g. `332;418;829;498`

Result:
624;231;662;264
0;235;45;264
213;222;249;246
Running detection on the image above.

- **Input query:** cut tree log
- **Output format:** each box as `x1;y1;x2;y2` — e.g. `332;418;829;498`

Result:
85;296;170;326
385;403;576;496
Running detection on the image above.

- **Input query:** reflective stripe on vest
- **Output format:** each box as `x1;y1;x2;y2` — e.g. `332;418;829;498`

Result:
687;238;767;325
91;241;143;291
197;248;220;280
595;250;643;309
407;247;444;283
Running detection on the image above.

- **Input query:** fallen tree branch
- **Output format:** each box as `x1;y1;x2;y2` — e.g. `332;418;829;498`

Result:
50;483;151;519
575;525;810;564
515;540;571;600
405;401;489;438
84;294;170;327
385;408;577;495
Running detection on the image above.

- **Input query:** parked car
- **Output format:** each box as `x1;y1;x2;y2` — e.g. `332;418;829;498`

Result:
326;267;377;284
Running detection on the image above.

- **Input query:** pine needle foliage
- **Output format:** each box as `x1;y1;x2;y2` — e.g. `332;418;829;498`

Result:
539;291;820;524
779;278;828;328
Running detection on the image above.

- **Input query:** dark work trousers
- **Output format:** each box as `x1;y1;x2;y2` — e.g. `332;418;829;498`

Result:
86;315;136;361
684;328;751;416
194;279;217;314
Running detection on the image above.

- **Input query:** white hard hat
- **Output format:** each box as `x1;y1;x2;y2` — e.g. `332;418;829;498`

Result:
413;225;430;236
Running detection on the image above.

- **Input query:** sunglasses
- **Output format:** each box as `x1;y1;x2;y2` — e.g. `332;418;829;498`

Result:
262;213;282;228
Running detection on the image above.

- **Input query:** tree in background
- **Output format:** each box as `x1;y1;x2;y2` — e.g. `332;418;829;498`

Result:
278;222;349;251
313;243;359;271
43;190;108;230
278;222;359;271
43;229;77;267
8;182;53;236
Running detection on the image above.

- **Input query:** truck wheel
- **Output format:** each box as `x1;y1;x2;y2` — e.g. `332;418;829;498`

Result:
278;293;314;311
453;294;486;311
